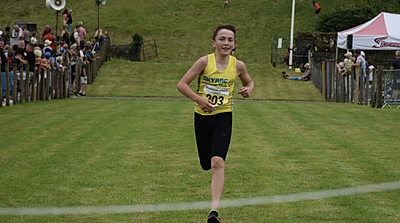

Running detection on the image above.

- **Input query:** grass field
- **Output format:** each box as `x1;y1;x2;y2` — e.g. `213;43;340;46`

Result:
1;0;400;222
86;59;325;101
1;98;400;222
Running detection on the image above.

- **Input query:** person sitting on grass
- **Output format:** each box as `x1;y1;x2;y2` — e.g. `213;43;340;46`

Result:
282;63;311;81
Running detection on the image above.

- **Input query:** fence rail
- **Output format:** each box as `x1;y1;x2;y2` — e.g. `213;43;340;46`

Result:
1;39;109;107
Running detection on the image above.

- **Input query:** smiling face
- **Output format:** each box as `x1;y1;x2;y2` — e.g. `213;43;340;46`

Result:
212;28;235;56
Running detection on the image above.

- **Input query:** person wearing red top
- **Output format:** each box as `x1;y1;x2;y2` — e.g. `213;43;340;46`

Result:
43;29;56;50
313;1;321;19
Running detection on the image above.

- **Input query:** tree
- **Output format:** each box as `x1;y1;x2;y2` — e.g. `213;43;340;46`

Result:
316;7;374;33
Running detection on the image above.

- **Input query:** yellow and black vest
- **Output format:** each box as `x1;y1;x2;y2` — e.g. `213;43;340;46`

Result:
195;54;237;115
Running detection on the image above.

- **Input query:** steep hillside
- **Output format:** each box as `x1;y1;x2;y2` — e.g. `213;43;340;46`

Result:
1;0;399;63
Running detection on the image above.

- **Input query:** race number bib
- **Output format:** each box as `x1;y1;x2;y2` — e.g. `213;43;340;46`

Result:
203;84;229;107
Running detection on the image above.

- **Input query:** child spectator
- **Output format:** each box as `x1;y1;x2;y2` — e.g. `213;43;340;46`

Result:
30;31;38;45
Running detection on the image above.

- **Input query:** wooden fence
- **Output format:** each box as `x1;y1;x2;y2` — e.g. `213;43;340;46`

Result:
310;57;400;109
0;39;109;107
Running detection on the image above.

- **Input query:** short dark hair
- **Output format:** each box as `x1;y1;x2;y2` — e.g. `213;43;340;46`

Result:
354;49;361;55
212;24;236;41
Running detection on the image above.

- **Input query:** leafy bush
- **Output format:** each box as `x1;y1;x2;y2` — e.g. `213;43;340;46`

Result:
316;7;374;33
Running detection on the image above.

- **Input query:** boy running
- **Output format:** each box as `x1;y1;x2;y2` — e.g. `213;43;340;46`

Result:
177;24;254;223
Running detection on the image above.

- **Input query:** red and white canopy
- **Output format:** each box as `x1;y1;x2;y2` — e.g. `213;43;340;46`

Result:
337;12;400;50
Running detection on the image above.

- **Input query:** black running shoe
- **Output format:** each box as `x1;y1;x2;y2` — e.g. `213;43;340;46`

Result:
207;211;221;223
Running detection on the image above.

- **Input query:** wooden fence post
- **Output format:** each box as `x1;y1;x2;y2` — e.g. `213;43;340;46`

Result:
0;68;2;107
25;66;29;102
375;66;383;108
322;61;326;100
65;66;69;98
354;67;360;104
370;68;377;107
19;67;24;104
31;67;37;102
12;66;17;103
75;60;82;95
5;64;10;106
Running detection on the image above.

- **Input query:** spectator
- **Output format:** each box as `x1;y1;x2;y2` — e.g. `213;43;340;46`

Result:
230;38;237;56
352;49;367;103
14;40;26;69
25;43;36;73
11;25;22;45
0;26;2;37
12;25;22;39
336;61;345;76
49;50;59;71
79;44;86;58
43;40;52;54
30;31;38;45
341;52;353;76
2;26;11;45
1;39;11;99
67;10;73;32
282;63;312;81
91;38;101;53
353;49;367;81
43;29;56;50
367;59;374;86
70;50;78;94
313;1;321;19
78;56;88;96
3;45;10;56
62;9;68;26
21;26;30;46
3;51;15;99
77;21;86;47
390;50;400;100
41;25;50;41
71;26;80;48
85;45;94;63
94;28;104;45
60;25;70;46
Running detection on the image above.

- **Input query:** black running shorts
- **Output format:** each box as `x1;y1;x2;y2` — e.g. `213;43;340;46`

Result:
194;112;232;170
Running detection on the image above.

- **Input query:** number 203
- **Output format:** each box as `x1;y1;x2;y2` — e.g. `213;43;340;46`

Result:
206;94;224;106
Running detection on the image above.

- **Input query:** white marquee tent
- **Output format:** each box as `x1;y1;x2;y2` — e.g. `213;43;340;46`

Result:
337;12;400;50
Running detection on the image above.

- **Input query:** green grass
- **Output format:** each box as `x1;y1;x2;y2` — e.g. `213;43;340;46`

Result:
86;59;324;101
1;0;400;222
1;99;400;222
2;0;399;63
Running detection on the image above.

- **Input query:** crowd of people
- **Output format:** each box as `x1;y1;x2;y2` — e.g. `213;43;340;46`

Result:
0;10;106;100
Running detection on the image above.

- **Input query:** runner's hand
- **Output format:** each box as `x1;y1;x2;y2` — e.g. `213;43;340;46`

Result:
238;87;251;98
196;97;215;113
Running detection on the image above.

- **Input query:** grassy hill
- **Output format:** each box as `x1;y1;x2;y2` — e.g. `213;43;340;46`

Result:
2;0;400;101
1;0;399;63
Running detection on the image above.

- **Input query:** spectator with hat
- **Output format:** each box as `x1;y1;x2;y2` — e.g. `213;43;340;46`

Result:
43;40;53;54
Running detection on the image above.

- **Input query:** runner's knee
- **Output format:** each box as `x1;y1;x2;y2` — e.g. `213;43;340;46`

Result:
211;156;225;170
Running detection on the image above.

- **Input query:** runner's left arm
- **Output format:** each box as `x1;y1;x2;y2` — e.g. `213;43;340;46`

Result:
237;60;254;98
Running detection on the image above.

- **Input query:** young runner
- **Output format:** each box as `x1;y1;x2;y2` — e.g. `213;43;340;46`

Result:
177;24;254;223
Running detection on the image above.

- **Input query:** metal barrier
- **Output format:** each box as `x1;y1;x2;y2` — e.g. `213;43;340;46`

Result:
382;69;400;109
